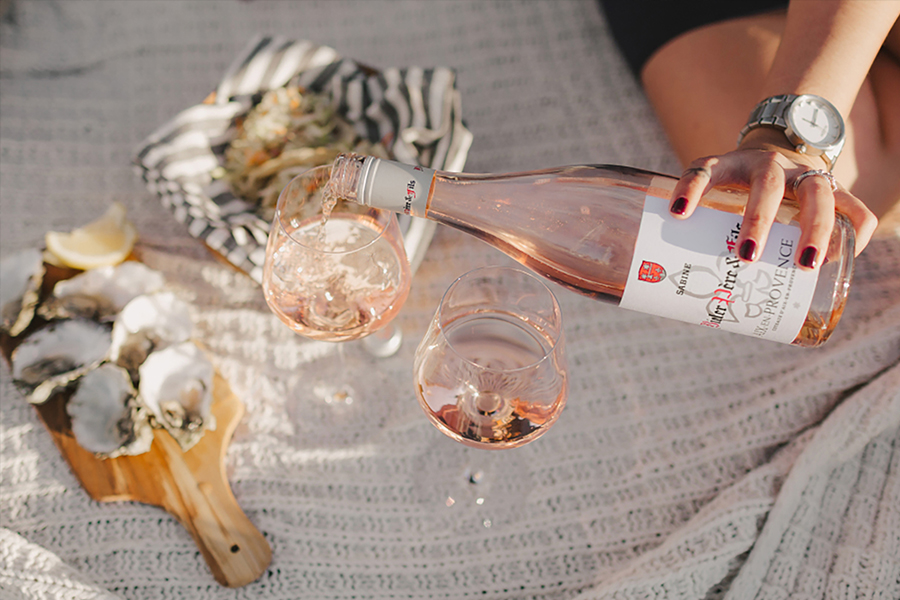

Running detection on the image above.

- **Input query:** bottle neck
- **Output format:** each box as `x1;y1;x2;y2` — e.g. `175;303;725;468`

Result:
333;153;436;218
329;153;366;203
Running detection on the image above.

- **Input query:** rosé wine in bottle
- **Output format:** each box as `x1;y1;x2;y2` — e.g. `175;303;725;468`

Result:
329;154;855;347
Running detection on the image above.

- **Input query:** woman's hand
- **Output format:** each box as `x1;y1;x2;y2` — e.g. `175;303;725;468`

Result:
668;127;878;270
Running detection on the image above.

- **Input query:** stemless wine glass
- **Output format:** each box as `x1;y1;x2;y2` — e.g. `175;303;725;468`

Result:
414;266;568;449
263;165;412;403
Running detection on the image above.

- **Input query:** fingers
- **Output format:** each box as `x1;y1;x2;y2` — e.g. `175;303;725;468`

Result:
788;172;877;264
671;149;875;270
735;153;786;263
793;173;836;269
670;158;719;217
672;152;790;265
833;190;878;256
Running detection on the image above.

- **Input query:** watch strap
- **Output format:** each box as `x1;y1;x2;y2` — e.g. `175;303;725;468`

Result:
737;94;797;146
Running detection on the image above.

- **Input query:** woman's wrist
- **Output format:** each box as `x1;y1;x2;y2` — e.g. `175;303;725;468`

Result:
736;127;831;170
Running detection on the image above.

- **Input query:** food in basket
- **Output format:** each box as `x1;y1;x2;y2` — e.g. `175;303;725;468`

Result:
217;86;389;220
3;204;219;456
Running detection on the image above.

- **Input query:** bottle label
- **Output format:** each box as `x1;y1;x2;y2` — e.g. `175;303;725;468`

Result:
620;194;819;344
360;158;435;218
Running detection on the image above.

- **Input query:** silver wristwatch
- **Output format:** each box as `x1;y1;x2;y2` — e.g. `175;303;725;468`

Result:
737;94;846;170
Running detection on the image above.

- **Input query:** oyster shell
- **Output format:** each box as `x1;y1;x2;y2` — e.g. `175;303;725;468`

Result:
109;292;193;379
40;261;166;322
139;341;216;451
67;363;153;458
1;248;44;337
10;319;112;404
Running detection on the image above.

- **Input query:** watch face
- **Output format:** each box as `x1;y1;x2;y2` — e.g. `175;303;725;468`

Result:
787;95;844;149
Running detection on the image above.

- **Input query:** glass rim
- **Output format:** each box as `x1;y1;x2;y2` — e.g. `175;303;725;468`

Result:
275;165;394;255
436;265;564;373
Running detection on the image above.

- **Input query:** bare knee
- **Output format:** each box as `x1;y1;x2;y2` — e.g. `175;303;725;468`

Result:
840;50;900;220
640;14;784;166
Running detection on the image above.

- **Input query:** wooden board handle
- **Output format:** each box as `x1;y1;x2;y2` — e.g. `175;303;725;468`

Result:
26;370;273;588
155;430;271;588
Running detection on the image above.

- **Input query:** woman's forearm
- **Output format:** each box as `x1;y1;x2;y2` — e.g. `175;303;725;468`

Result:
762;0;900;114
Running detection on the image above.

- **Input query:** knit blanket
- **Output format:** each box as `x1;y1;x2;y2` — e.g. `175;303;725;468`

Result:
2;2;898;599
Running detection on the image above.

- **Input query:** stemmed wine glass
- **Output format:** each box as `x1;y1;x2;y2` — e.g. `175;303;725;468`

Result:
414;266;568;449
262;165;412;404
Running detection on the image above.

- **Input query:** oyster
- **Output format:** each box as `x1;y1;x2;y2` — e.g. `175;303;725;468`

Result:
139;341;216;451
1;248;44;337
40;261;166;322
10;319;112;404
109;292;193;379
67;363;153;458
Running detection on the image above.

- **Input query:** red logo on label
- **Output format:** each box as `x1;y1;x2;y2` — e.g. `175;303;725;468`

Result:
638;260;666;283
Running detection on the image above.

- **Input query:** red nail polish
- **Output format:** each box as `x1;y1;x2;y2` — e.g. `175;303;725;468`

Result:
799;246;818;268
671;197;687;215
739;239;757;261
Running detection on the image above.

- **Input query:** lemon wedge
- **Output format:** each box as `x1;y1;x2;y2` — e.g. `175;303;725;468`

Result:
45;202;138;270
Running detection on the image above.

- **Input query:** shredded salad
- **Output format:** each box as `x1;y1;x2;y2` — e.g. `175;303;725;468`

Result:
216;86;389;220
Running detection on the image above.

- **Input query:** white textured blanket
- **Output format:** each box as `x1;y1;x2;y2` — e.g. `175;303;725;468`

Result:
2;2;898;599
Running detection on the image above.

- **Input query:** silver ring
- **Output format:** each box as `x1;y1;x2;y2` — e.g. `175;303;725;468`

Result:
792;169;837;195
682;166;712;178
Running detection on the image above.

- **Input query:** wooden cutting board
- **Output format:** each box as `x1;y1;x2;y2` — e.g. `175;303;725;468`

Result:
1;262;272;588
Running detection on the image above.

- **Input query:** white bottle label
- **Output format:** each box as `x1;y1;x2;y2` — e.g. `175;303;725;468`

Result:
359;158;435;218
620;194;819;344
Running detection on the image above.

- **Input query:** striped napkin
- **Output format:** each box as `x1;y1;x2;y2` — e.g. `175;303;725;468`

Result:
134;36;472;282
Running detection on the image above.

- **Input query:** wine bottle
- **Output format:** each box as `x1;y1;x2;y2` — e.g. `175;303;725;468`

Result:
328;153;855;347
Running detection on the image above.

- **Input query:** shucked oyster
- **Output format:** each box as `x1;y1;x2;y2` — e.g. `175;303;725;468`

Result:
67;363;153;458
10;319;112;404
1;248;44;337
139;341;216;451
39;261;166;322
109;292;193;379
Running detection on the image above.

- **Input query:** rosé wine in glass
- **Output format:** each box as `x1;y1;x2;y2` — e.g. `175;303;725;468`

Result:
414;266;568;449
262;165;411;403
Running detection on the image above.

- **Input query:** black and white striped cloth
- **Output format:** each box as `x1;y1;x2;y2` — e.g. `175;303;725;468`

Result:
134;36;472;282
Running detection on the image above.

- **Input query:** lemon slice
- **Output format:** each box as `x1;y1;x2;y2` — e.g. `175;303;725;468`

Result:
45;202;138;270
